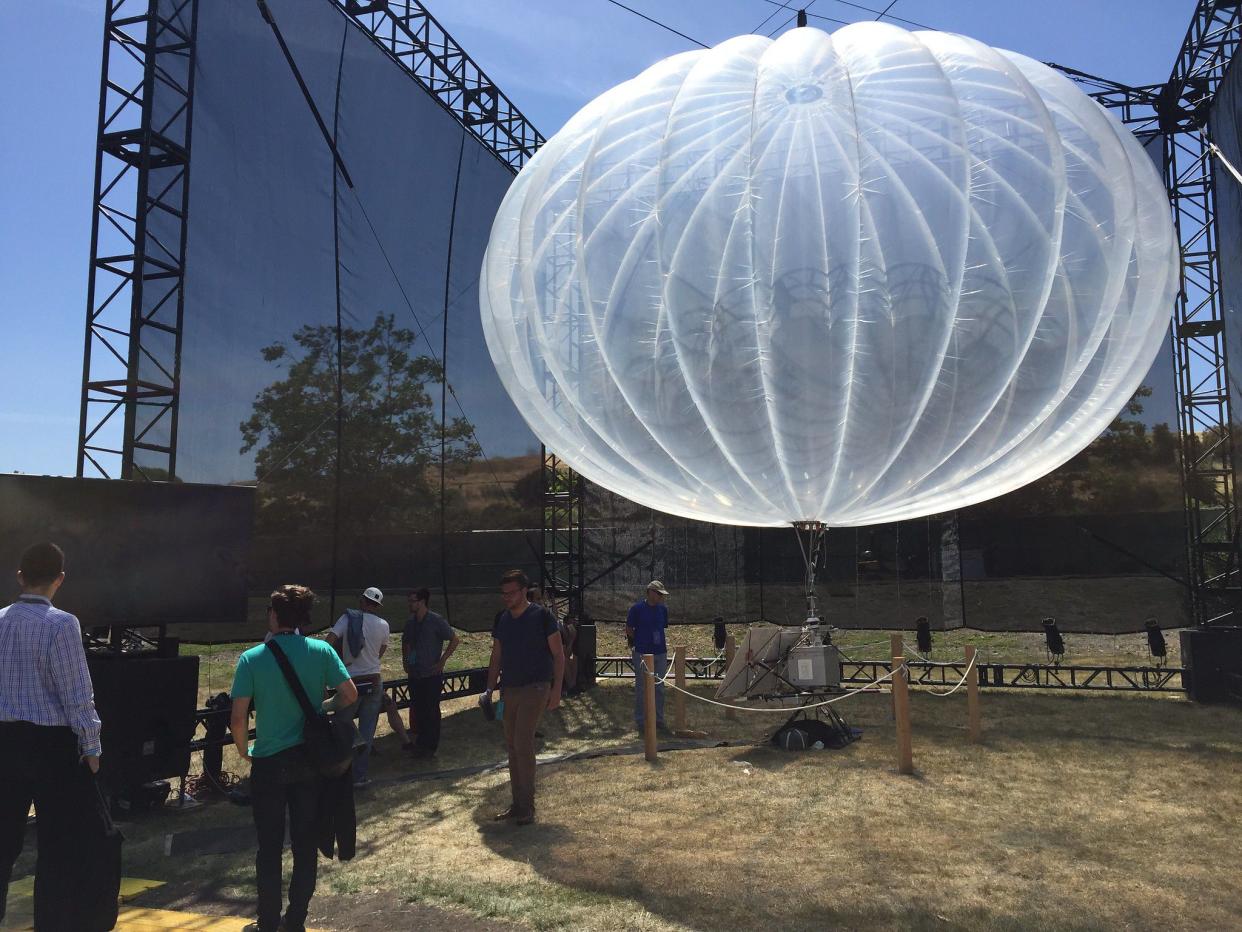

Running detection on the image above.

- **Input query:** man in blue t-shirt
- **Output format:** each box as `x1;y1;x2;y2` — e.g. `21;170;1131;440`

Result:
481;569;564;826
627;580;671;734
230;585;356;932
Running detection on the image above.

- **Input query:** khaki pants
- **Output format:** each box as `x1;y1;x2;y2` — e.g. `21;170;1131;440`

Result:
501;682;548;818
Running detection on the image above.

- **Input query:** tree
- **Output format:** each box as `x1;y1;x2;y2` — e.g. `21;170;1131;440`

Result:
241;314;479;535
973;384;1182;517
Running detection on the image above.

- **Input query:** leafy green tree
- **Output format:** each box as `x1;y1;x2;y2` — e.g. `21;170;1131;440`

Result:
974;384;1182;517
241;314;479;534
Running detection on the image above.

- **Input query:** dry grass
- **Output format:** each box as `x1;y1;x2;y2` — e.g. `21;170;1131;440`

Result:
39;678;1241;932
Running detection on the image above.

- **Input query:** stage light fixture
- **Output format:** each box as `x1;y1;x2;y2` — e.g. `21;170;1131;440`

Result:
1042;618;1065;665
915;616;932;655
1145;617;1167;665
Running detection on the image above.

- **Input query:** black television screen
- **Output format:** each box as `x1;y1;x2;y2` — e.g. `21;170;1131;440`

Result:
0;475;253;630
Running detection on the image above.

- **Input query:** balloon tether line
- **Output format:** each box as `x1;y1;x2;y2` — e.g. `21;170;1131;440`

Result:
792;520;827;627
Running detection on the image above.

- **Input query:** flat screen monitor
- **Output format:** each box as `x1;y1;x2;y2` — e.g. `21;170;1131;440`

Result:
0;475;253;630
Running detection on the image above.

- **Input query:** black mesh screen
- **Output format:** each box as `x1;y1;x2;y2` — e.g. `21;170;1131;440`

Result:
170;0;1188;638
953;325;1189;633
173;0;537;639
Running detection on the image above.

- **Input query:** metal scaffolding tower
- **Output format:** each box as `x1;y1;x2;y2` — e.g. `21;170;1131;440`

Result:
1051;0;1242;623
78;0;199;481
335;0;543;171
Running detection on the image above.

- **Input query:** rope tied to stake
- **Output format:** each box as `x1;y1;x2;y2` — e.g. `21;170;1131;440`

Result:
640;648;907;714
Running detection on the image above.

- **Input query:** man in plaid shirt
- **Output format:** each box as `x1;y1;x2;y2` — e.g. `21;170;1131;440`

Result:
0;542;111;930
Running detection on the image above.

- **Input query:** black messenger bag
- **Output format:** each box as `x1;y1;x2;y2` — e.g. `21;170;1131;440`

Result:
265;639;356;778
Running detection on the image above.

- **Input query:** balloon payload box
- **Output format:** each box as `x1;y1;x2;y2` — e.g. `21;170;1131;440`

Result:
785;644;841;689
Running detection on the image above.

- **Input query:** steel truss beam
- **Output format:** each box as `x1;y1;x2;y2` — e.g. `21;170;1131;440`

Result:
335;0;543;171
78;0;198;481
839;660;1185;693
192;667;490;754
593;656;1186;693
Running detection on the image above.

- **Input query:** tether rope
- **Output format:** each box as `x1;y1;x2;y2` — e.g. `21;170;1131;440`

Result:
913;650;978;698
638;648;905;713
641;645;977;706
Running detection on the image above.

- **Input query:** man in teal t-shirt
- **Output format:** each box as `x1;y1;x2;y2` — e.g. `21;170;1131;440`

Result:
230;585;356;932
231;633;351;759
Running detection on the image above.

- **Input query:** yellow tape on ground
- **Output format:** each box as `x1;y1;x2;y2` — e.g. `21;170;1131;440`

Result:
6;875;162;901
3;878;324;932
115;908;325;931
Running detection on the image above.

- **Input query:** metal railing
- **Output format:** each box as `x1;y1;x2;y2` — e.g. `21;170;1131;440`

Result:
191;652;1187;754
592;656;1186;693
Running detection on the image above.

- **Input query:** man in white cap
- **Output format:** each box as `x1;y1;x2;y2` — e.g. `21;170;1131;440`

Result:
326;587;389;787
626;580;671;735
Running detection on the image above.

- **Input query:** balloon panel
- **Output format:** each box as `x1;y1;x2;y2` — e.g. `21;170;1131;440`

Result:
481;24;1179;527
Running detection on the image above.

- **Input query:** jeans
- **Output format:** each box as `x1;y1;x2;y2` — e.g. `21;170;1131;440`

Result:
632;649;667;726
250;749;319;932
411;675;442;752
501;682;548;819
0;723;115;931
348;675;383;781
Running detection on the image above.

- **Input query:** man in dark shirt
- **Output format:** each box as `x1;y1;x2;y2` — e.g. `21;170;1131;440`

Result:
401;588;459;756
481;569;564;825
626;580;671;734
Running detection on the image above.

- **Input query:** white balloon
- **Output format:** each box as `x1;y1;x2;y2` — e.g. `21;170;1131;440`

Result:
481;24;1179;527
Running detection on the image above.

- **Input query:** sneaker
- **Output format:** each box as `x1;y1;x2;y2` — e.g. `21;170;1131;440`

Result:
515;813;536;826
656;722;673;736
352;778;370;790
493;806;518;821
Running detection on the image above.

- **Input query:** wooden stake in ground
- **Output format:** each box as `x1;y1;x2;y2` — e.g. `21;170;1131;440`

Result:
966;644;981;743
673;644;686;732
643;653;658;761
724;635;737;721
891;633;914;775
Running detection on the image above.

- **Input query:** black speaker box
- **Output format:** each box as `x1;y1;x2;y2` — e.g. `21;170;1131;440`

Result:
1180;627;1242;704
87;654;200;788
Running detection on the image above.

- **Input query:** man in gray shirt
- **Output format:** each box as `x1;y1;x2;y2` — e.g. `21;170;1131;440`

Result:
401;588;459;756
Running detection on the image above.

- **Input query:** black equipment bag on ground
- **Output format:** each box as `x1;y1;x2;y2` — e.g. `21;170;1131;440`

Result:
265;639;356;777
83;768;123;931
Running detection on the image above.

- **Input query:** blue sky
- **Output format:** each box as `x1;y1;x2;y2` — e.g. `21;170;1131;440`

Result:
0;0;1194;476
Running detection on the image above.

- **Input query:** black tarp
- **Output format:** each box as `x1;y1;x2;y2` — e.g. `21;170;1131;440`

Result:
172;0;538;638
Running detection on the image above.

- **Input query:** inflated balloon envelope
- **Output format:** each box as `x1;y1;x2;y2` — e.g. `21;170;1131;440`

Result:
481;23;1179;530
